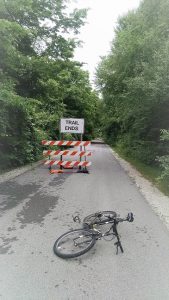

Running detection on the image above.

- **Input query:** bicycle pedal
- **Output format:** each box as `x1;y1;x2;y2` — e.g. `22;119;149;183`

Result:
72;215;81;223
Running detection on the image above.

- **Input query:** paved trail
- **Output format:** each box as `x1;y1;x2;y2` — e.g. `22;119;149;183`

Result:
0;143;169;300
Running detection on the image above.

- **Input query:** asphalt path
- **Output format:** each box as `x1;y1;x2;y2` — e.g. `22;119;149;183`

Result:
1;143;169;300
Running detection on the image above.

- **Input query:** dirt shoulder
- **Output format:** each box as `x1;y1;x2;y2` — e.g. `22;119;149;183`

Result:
111;148;169;231
0;160;43;184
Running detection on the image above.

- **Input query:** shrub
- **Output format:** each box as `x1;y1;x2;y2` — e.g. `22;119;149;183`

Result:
0;85;45;171
158;130;169;184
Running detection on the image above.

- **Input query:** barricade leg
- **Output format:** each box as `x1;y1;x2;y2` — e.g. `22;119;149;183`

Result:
60;154;63;170
84;146;89;173
49;155;52;173
79;145;82;171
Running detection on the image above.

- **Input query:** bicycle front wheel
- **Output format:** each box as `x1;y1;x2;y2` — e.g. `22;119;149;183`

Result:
53;229;96;259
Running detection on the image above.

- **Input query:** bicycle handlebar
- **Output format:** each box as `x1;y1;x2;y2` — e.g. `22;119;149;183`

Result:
117;212;134;223
73;211;134;225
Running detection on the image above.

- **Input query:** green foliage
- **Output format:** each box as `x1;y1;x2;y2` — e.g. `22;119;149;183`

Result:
0;0;100;171
0;84;46;170
0;0;87;59
158;130;169;184
96;0;169;168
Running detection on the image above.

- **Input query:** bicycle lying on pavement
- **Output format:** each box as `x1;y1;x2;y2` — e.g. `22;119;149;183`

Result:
53;211;134;259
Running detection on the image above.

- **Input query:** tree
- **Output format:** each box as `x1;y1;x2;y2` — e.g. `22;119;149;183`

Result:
0;0;100;170
0;0;87;59
96;0;169;164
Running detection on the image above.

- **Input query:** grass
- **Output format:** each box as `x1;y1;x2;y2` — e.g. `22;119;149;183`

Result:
113;146;169;197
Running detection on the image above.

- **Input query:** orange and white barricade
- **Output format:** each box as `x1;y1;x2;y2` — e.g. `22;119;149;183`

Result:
42;140;92;174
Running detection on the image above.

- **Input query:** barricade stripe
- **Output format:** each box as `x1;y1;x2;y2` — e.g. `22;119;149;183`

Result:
43;150;50;156
44;160;91;167
71;151;77;156
79;151;85;156
43;150;92;156
84;141;90;146
43;150;59;156
42;140;51;145
65;161;72;167
63;150;69;155
41;140;91;146
55;160;60;165
45;160;55;166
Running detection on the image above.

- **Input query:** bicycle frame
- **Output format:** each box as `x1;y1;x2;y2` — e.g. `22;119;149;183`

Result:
81;218;124;254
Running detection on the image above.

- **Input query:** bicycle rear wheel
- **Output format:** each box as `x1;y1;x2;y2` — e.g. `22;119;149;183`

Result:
53;229;96;259
83;211;117;228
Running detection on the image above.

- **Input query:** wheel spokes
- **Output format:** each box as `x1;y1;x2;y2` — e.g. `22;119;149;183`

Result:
56;230;93;255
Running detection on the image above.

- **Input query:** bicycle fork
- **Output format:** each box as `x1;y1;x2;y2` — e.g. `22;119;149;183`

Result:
112;223;124;255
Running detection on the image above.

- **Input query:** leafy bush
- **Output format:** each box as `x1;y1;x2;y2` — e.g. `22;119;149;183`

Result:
0;85;46;171
158;130;169;184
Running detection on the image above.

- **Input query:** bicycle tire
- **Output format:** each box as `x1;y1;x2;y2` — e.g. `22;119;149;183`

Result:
83;211;117;228
53;229;96;259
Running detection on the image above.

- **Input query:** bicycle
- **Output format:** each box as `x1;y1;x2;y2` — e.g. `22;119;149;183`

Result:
53;210;134;259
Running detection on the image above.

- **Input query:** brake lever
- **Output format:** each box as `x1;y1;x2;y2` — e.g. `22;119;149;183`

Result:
127;212;134;222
